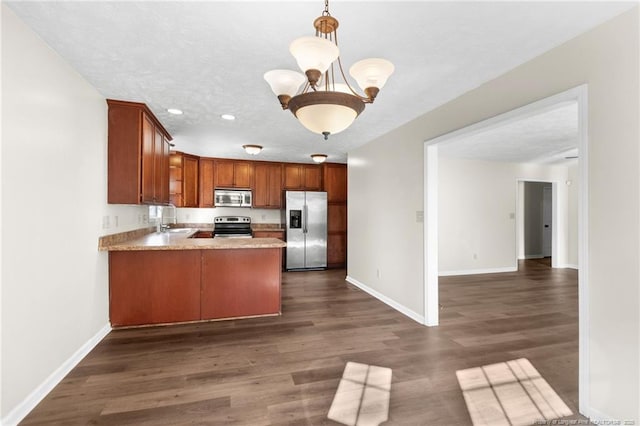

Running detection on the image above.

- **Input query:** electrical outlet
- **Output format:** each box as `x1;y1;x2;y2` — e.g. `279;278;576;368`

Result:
376;268;381;279
473;253;478;260
137;213;142;224
509;212;515;219
143;214;148;224
416;210;424;223
114;215;119;227
185;214;190;220
102;215;110;229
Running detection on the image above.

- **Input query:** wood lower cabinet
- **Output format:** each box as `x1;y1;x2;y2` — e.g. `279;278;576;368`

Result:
107;99;172;205
201;249;281;319
253;163;283;208
109;251;201;326
109;248;282;327
252;230;285;239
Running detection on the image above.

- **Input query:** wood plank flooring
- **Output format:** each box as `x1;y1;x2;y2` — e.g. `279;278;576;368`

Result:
21;260;579;425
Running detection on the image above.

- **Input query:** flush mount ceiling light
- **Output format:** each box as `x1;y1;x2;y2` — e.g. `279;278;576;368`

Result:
264;0;394;140
167;108;183;115
310;154;328;163
243;144;263;155
221;114;236;121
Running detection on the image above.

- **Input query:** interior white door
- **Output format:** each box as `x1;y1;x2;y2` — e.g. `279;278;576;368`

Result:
542;185;552;257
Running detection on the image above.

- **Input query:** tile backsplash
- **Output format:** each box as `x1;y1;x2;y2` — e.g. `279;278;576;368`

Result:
176;207;282;224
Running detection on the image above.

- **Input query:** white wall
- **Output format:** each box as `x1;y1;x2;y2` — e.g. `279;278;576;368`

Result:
437;157;569;274
348;8;639;421
1;6;148;422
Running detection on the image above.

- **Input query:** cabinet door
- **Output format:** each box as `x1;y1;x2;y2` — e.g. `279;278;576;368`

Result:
234;162;252;188
158;137;171;204
109;251;201;326
253;163;270;208
324;164;347;203
140;114;156;203
169;152;183;207
199;158;215;207
327;233;347;267
253;231;285;239
303;165;322;190
283;164;302;189
201;249;281;320
328;204;347;233
215;161;234;188
268;164;283;208
183;156;199;207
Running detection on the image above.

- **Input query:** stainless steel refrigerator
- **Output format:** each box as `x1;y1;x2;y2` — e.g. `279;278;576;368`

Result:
285;191;327;270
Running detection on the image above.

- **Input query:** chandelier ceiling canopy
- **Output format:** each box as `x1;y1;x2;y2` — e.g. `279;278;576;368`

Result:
264;0;394;140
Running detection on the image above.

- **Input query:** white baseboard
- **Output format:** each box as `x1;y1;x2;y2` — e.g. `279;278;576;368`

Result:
559;263;579;270
524;254;545;259
1;323;111;426
584;406;619;423
439;266;518;276
345;276;425;324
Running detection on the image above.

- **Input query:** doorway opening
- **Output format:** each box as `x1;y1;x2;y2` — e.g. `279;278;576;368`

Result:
423;85;588;414
518;180;556;269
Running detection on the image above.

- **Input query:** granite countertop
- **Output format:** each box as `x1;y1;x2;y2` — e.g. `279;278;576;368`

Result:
99;228;286;252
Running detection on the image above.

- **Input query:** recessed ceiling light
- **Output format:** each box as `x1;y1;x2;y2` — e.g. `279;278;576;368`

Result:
167;108;183;115
221;114;236;121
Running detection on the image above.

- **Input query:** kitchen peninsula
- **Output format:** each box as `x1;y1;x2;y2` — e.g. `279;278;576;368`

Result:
100;230;286;327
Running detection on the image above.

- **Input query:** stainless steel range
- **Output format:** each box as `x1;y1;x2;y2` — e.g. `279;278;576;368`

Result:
213;216;253;238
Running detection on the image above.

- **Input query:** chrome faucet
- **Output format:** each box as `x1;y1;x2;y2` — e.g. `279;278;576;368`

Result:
158;203;177;232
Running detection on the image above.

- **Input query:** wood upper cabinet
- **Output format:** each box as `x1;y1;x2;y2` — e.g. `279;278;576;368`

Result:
183;156;199;207
215;160;252;189
283;164;323;190
253;162;283;209
323;163;347;203
199;158;215;207
107;99;172;204
169;152;199;207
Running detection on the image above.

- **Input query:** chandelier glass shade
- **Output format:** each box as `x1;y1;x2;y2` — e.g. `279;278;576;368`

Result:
264;0;394;139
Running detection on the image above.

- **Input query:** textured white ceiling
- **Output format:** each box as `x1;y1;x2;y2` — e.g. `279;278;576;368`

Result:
6;1;634;164
439;102;579;165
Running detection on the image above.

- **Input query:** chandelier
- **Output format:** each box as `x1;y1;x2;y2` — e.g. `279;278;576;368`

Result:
264;0;394;140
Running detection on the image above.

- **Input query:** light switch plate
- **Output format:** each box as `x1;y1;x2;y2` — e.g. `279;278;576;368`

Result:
416;210;424;223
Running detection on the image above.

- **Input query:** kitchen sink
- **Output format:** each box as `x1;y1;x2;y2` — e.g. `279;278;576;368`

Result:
165;228;194;233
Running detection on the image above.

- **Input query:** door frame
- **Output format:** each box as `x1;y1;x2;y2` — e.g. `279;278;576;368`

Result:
422;84;589;414
516;179;560;268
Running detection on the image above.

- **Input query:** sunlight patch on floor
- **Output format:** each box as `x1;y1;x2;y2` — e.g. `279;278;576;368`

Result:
327;362;392;426
456;358;572;426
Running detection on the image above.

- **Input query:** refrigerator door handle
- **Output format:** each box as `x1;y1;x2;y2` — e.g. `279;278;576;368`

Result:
303;204;308;233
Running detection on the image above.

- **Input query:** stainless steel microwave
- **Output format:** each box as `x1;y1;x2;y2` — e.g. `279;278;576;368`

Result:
214;189;252;208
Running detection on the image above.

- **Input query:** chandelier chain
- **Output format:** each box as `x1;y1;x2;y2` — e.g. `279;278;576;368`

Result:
323;0;330;16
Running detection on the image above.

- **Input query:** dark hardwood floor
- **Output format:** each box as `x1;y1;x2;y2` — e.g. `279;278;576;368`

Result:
21;260;579;425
